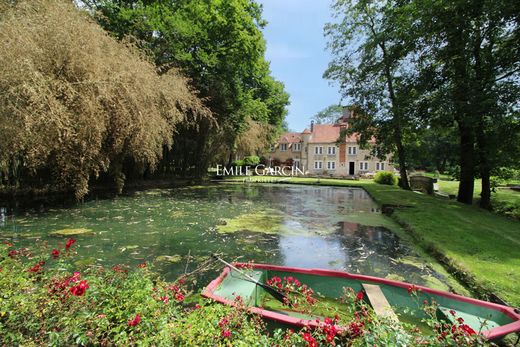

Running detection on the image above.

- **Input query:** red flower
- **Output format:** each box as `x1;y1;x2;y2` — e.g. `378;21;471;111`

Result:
356;291;364;301
449;309;456;316
302;332;313;342
457;317;464;324
175;293;184;302
28;262;44;273
51;249;60;258
160;296;169;304
324;317;333;325
221;329;231;338
137;262;147;268
70;280;89;296
7;249;18;258
460;324;476;335
194;304;201;310
65;238;76;250
218;318;229;327
128;314;141;326
2;241;14;247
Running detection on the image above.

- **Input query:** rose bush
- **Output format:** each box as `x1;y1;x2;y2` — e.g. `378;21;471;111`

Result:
0;241;494;346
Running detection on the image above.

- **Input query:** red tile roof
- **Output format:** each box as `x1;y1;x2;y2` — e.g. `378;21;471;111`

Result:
276;125;375;145
278;132;302;143
308;124;341;143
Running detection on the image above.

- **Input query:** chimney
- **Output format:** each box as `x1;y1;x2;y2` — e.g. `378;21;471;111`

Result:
310;120;314;132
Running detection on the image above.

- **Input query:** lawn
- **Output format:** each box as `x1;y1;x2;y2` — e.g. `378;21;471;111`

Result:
437;179;520;220
231;177;520;307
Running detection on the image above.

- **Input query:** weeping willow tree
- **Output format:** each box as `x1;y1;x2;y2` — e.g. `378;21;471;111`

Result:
0;0;210;198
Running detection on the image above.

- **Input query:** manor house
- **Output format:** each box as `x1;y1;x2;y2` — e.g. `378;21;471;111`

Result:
268;107;394;177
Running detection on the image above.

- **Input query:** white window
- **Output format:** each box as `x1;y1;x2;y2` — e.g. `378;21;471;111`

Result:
348;146;357;155
314;161;323;169
294;159;300;168
327;146;336;155
381;162;385;170
359;162;369;171
327;161;336;170
376;162;385;171
293;143;301;151
314;146;323;155
280;143;287;151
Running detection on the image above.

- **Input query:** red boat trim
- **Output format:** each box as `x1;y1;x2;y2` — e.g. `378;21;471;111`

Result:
201;263;520;340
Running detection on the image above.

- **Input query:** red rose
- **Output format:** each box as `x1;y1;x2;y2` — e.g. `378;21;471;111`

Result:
128;314;141;326
28;263;43;273
51;249;60;258
221;329;231;338
70;280;89;296
65;238;76;250
356;291;364;301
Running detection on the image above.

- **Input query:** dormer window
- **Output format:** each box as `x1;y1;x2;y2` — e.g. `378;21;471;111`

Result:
280;143;287;151
293;143;301;151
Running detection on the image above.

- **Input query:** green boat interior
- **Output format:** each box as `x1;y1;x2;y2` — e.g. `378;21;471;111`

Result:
212;268;514;334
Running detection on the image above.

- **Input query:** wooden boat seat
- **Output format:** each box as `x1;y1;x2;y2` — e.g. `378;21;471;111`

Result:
362;283;399;321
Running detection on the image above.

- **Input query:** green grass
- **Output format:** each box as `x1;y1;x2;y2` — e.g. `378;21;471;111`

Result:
227;177;520;307
437;180;520;220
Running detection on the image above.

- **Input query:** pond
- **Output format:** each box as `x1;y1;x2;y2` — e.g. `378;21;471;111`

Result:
0;183;450;289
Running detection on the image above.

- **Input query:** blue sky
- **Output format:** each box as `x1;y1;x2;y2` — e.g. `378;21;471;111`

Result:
258;0;342;131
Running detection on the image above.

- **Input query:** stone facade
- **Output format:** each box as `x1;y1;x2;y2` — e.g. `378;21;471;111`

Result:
266;108;395;177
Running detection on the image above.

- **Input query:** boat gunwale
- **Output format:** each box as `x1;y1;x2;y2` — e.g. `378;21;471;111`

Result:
201;263;520;340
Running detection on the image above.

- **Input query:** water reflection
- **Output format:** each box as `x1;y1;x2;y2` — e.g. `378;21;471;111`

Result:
0;184;449;289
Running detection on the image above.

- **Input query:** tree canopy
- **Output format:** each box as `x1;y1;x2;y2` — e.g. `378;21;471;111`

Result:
0;0;210;198
84;0;289;171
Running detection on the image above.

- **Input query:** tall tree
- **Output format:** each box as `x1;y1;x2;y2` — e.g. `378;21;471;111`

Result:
82;0;289;175
400;0;520;206
312;104;344;124
325;0;414;189
0;0;209;198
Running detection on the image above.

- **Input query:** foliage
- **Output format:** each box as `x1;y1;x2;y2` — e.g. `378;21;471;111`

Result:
84;0;289;175
392;0;520;206
374;171;398;186
0;0;209;198
0;240;492;346
243;156;260;166
311;104;344;124
324;0;415;190
231;160;245;167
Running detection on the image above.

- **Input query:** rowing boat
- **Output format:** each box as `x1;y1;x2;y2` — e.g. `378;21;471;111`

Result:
202;263;520;340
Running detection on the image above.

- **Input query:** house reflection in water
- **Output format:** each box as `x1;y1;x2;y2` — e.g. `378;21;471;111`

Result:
337;221;388;243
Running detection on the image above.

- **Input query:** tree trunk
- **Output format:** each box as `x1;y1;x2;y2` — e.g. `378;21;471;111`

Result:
457;122;475;204
395;136;410;189
476;119;492;209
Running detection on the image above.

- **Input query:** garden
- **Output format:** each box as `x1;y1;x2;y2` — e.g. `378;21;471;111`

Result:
0;239;491;346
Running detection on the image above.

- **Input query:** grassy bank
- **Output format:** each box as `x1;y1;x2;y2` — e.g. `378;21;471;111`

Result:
436;179;520;220
231;177;520;307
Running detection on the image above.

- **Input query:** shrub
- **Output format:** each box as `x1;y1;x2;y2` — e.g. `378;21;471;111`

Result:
243;155;260;166
0;0;210;199
374;171;398;185
231;159;245;167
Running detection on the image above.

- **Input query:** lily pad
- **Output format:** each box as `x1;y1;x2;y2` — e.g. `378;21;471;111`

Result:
50;228;95;236
156;254;182;263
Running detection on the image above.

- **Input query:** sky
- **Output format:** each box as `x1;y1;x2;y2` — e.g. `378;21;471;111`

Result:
258;0;342;132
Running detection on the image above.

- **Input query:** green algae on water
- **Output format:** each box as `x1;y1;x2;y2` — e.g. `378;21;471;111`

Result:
217;211;283;234
50;228;95;236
